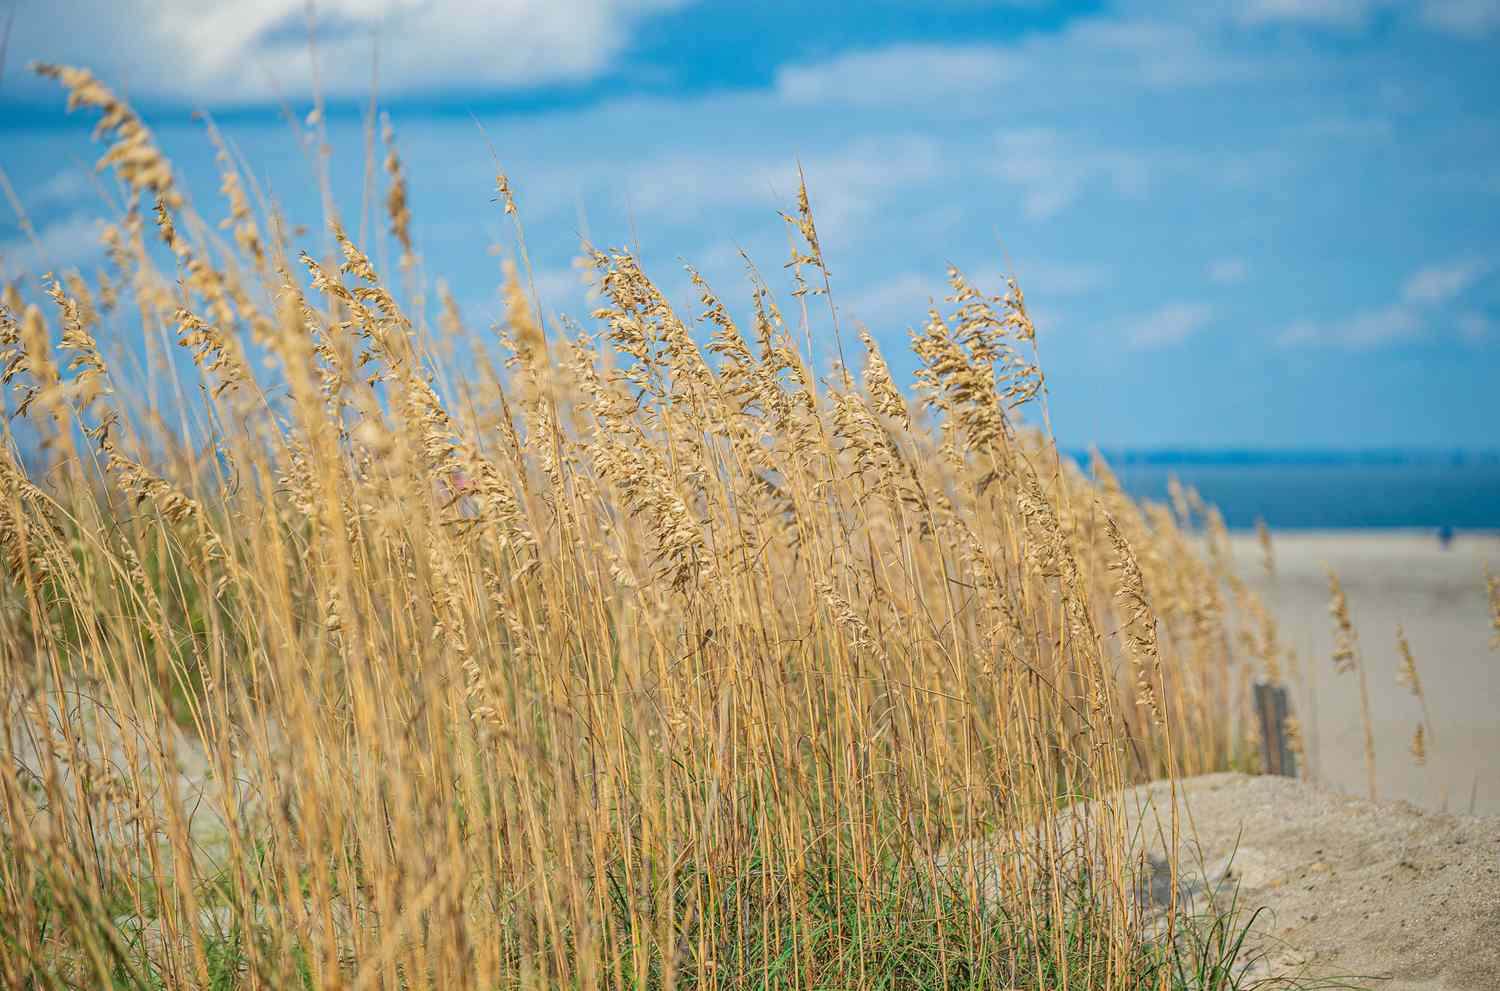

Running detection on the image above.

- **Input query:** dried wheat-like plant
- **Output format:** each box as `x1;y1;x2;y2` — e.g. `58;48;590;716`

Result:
1487;565;1499;649
1255;517;1274;577
1395;624;1435;750
1328;570;1377;799
0;62;1328;991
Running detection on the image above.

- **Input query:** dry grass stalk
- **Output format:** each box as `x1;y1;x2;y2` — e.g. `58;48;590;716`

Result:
1255;517;1273;576
0;62;1353;991
1395;624;1434;746
1487;565;1499;649
1328;570;1377;799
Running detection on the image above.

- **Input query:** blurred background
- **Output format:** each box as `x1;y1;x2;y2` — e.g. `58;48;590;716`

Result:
2;1;1498;809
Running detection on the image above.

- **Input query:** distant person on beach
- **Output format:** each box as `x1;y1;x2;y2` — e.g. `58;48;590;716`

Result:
1439;525;1454;549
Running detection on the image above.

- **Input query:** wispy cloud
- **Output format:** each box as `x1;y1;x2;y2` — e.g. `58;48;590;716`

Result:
990;129;1162;219
543;135;942;238
1238;0;1500;37
526;261;598;318
1278;256;1492;347
1278;303;1423;347
775;17;1274;111
837;259;1101;334
7;0;688;104
841;272;947;329
1284;253;1494;346
30;168;95;209
1401;257;1490;304
1295;116;1394;142
0;213;106;277
1207;257;1251;285
1238;0;1394;31
775;44;1019;107
1457;310;1492;342
1010;259;1113;297
1418;0;1500;38
1123;302;1215;348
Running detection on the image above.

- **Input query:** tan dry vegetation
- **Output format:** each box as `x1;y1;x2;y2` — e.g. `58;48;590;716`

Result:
0;65;1338;989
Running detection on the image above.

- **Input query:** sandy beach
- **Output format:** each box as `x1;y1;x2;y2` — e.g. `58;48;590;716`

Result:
1231;530;1500;815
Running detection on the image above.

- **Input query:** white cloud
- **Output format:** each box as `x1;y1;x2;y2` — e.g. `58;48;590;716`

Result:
1207;257;1251;285
1401;257;1489;304
1123;301;1215;348
500;262;597;324
445;259;597;336
1237;0;1500;37
990;130;1161;219
1278;303;1423;346
1296;116;1394;141
841;272;948;329
10;0;688;104
1238;0;1393;30
1457;310;1492;341
774;18;1273;110
31;169;95;209
1009;259;1112;296
836;260;1101;333
776;44;1019;107
1279;256;1492;346
1418;0;1500;37
768;137;945;236
1064;18;1275;85
0;213;106;277
9;0;1493;113
548;135;942;238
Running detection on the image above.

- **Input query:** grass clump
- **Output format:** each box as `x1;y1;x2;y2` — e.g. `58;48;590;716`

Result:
1;64;1307;989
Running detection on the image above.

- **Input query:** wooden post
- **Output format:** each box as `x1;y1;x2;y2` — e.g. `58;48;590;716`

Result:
1253;681;1297;778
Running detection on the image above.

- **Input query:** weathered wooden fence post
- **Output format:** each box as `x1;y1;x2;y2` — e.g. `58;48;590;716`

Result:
1253;681;1297;777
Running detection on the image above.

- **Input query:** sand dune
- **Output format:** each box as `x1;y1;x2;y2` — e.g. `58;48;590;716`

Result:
1122;775;1499;989
1232;530;1500;815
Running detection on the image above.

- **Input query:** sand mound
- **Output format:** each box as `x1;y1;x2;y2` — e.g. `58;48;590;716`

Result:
938;773;1499;987
1106;774;1499;989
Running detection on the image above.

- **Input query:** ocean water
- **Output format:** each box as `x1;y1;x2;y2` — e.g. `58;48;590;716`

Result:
1090;456;1500;531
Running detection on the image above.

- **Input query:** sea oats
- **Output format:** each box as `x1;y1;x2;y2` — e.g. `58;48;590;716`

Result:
381;113;415;271
1328;570;1358;675
1395;623;1437;754
1256;517;1274;576
0;62;1379;990
1107;513;1163;721
32;63;182;209
1328;570;1378;798
1488;566;1499;649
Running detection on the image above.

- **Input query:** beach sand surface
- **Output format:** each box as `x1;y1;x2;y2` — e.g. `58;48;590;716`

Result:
1232;530;1499;815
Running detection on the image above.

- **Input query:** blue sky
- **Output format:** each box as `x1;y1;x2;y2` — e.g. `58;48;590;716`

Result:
1;0;1498;449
